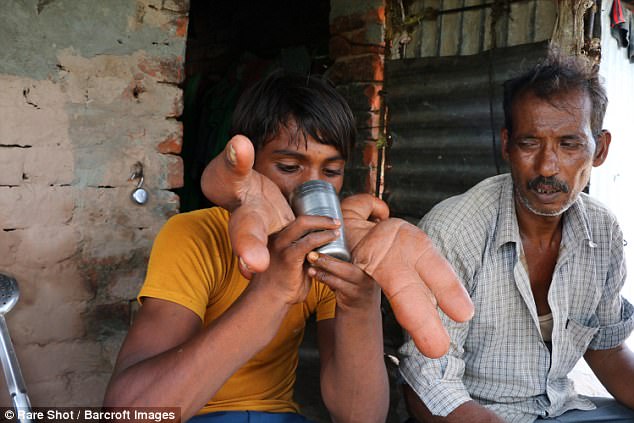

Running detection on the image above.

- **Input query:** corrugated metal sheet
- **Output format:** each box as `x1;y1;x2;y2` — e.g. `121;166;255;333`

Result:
383;41;548;221
395;0;556;59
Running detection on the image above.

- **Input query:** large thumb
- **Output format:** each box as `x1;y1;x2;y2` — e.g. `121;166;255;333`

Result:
201;135;255;210
341;194;390;250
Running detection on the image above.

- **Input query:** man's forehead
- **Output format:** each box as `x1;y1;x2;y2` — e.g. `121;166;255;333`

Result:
514;87;591;112
511;88;592;129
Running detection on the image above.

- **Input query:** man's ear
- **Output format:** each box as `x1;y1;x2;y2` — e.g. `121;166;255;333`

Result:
501;128;510;161
593;130;611;167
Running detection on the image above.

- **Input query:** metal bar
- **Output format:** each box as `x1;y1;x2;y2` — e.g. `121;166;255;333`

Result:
426;0;530;18
458;0;466;54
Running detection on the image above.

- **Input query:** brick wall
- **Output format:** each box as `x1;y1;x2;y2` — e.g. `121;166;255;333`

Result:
328;0;387;197
0;0;187;405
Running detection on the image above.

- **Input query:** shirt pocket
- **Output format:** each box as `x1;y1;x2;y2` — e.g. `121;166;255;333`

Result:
556;317;599;372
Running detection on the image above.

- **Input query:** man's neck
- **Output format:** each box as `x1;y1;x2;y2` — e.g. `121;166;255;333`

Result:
514;196;563;317
514;197;563;245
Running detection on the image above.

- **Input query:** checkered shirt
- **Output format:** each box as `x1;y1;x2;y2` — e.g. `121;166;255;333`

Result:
399;174;634;423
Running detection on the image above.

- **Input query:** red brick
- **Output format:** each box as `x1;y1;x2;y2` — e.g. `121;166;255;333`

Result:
331;6;386;34
364;83;382;111
353;110;381;130
363;141;381;195
327;54;384;84
175;16;188;38
329;32;385;59
358;125;381;141
157;130;183;154
137;54;184;84
337;83;383;113
344;27;384;46
362;141;378;167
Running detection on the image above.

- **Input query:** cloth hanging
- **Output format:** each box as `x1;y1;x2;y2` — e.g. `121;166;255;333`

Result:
611;0;631;49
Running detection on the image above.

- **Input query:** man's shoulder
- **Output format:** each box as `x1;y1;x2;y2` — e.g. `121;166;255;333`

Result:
423;174;507;229
578;193;620;227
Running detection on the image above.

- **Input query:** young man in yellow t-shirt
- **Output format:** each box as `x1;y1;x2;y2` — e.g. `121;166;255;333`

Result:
103;72;390;422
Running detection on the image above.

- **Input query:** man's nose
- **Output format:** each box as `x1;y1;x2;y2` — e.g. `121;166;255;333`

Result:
536;145;560;177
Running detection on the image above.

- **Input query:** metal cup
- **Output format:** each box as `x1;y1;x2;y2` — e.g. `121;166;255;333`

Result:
290;180;350;262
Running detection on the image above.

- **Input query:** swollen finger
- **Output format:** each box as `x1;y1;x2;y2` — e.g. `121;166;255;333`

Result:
200;135;255;210
229;208;270;275
413;236;474;323
341;194;388;251
358;220;474;323
384;274;451;358
341;194;390;222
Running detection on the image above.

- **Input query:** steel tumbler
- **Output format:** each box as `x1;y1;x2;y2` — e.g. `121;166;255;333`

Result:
290;180;351;262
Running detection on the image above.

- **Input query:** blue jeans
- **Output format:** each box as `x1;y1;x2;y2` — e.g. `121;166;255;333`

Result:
188;411;313;423
536;397;634;422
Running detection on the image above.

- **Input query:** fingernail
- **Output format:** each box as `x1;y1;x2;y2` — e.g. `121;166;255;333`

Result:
239;256;250;271
307;251;319;263
333;230;340;237
332;218;340;225
307;267;317;277
227;143;237;165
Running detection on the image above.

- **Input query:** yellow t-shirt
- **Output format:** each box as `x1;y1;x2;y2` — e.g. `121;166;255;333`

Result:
138;207;336;415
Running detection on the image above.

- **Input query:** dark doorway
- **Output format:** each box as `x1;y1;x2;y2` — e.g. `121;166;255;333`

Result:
179;0;332;212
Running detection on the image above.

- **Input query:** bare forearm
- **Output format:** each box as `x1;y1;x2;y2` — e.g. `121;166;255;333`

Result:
321;289;389;423
404;385;503;423
104;283;290;420
586;345;634;409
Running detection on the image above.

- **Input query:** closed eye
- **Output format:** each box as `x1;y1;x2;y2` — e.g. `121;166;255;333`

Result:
324;168;343;177
276;164;300;173
516;138;539;148
560;138;583;149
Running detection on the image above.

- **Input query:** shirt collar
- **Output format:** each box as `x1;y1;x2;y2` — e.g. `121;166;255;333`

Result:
494;174;521;249
493;174;596;250
561;193;596;249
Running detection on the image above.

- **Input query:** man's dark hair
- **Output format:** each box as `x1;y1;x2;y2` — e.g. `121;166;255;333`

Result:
231;70;356;160
503;52;608;140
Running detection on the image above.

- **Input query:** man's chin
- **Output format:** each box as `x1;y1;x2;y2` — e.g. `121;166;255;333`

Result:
529;206;566;217
520;195;570;217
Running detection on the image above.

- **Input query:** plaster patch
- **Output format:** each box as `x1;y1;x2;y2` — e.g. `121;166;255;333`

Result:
0;76;70;148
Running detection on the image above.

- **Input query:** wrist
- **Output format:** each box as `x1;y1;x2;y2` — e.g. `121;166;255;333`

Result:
336;282;382;315
247;274;299;309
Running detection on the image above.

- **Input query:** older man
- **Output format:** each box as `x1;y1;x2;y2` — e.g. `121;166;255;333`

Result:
400;54;634;423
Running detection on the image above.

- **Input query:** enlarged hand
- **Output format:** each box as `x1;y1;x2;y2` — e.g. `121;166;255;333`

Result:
200;135;294;278
341;194;474;358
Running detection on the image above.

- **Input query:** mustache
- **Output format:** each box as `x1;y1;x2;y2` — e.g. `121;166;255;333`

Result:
527;176;569;193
